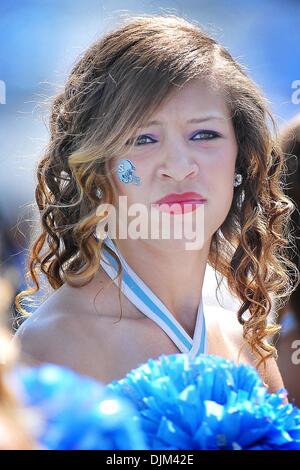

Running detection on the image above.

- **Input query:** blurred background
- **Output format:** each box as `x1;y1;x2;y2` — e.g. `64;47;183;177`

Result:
0;1;299;401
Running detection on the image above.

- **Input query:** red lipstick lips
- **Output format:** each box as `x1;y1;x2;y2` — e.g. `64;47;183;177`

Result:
152;192;207;214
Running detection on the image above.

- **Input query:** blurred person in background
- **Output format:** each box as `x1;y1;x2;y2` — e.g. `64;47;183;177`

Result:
0;275;34;449
277;114;300;407
0;208;30;330
0;210;34;448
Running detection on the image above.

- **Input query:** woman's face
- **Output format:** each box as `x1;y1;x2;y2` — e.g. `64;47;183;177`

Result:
110;78;238;249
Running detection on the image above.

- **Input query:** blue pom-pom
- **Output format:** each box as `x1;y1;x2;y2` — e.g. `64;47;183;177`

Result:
106;353;300;450
15;364;147;450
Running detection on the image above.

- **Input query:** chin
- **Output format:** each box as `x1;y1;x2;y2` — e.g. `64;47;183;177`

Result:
147;237;207;252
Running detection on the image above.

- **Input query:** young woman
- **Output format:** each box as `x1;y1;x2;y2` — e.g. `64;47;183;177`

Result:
14;14;298;393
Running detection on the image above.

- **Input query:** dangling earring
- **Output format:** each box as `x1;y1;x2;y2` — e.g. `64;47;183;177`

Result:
94;187;108;241
96;188;103;199
233;173;243;187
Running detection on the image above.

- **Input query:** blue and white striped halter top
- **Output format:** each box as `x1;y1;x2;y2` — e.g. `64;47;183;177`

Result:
99;236;208;359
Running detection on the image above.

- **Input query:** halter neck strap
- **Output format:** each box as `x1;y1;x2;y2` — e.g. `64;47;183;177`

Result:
99;237;207;358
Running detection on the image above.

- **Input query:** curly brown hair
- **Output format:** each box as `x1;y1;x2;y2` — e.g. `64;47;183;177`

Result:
15;13;299;372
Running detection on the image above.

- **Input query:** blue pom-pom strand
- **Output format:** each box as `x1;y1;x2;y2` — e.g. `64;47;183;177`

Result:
107;353;300;450
14;363;147;450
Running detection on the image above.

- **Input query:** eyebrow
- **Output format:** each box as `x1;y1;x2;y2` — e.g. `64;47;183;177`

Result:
138;116;227;128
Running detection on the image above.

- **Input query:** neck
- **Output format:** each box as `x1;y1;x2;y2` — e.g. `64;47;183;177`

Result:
112;237;211;327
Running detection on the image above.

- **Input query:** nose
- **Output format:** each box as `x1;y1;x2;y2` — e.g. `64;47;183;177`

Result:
157;146;199;182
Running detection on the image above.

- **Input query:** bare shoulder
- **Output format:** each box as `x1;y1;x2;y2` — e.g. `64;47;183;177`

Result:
13;270;160;383
14;284;113;383
212;305;285;395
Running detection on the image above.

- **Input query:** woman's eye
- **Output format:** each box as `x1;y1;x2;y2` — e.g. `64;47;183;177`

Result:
126;135;156;146
192;130;221;140
125;130;221;147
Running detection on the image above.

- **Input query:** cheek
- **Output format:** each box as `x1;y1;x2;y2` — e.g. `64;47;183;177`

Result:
114;177;138;204
204;185;234;238
112;162;151;206
110;157;141;198
213;166;235;208
206;153;236;224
